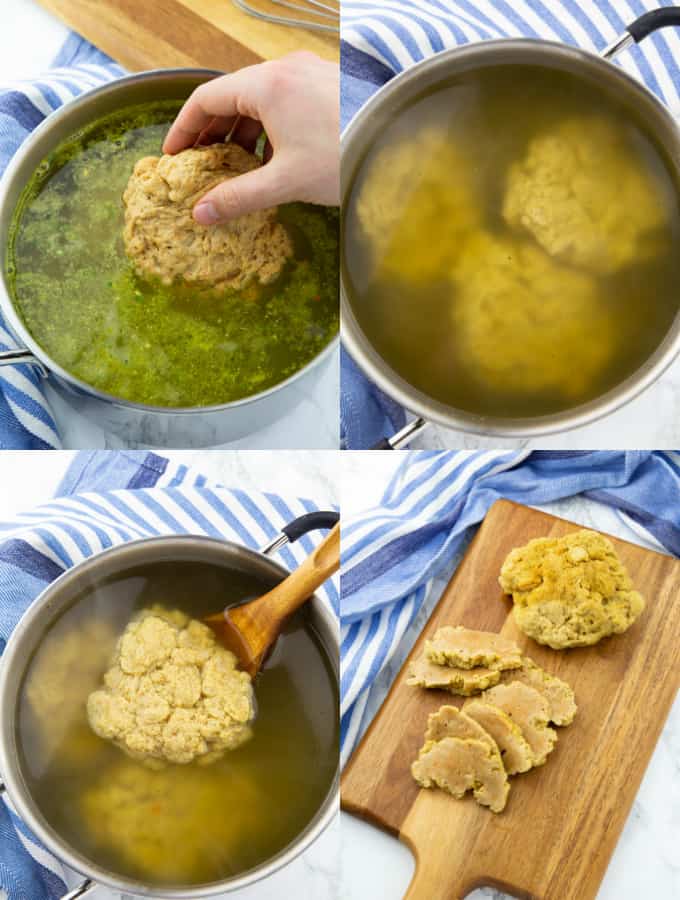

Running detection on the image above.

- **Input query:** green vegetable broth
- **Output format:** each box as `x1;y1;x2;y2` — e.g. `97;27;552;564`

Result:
7;102;339;407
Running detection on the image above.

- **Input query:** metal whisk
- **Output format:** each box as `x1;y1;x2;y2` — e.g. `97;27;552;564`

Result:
232;0;339;33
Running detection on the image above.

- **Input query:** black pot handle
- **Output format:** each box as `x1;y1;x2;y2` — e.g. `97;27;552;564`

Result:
260;510;339;556
628;7;680;42
369;417;429;450
602;6;680;58
282;511;339;542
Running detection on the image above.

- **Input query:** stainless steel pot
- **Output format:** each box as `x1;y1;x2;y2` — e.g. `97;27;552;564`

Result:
0;68;339;448
341;8;680;445
0;511;340;899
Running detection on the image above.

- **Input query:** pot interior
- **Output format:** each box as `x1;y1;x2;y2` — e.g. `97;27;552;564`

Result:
1;70;339;411
341;42;680;428
3;539;339;894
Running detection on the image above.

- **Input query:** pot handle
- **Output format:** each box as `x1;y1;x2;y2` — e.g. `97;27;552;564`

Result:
602;7;680;60
370;417;429;450
60;881;98;899
260;510;339;556
0;347;47;377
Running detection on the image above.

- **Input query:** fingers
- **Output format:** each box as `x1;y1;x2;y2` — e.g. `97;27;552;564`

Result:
162;68;264;154
194;115;236;146
193;160;291;224
231;117;264;154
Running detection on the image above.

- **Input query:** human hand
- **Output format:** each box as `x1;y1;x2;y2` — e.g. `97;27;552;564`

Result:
163;51;339;225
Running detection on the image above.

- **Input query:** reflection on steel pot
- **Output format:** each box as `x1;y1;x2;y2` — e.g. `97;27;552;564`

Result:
0;69;339;448
0;512;339;899
341;8;680;444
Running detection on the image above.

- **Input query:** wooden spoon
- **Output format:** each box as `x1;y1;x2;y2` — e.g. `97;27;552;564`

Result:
204;522;340;676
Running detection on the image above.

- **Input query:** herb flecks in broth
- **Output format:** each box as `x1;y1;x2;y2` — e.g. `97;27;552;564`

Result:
7;102;338;407
18;561;338;887
344;65;680;418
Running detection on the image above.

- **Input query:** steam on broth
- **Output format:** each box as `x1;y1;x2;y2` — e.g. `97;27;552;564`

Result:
17;561;338;887
343;64;680;418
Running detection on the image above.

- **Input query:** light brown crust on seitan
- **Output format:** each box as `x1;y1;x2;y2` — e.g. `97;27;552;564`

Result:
425;626;522;670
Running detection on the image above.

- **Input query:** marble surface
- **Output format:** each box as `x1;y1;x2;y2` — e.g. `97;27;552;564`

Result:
405;363;680;448
338;452;680;900
0;0;339;451
0;449;340;900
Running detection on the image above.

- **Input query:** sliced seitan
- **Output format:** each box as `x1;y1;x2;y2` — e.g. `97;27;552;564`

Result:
411;736;509;813
406;655;501;695
424;705;497;753
463;699;533;775
425;626;522;671
499;657;577;726
481;681;557;767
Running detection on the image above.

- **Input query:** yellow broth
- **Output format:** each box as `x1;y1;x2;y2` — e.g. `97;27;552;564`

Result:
343;64;680;417
17;560;338;887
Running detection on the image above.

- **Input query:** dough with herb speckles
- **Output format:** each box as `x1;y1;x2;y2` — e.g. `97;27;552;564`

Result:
499;529;644;648
123;143;292;289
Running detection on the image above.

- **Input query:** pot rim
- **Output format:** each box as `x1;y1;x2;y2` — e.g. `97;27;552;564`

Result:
0;66;339;417
0;533;340;898
340;37;680;438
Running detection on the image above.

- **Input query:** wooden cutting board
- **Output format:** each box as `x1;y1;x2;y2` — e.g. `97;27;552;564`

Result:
341;499;680;900
37;0;338;70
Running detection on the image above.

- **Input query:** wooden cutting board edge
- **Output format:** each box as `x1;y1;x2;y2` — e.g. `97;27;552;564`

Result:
341;498;680;899
37;0;338;71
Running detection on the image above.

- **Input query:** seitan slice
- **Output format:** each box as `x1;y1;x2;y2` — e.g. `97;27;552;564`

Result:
424;705;497;753
406;656;501;695
412;736;509;813
463;699;533;775
481;681;557;766
500;657;577;726
425;626;522;671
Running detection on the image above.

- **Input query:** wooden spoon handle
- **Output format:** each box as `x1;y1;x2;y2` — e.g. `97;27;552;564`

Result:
229;522;340;660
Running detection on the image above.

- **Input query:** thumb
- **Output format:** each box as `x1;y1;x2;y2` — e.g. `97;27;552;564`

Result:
193;160;291;225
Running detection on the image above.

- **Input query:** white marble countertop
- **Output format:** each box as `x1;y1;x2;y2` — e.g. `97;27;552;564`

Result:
0;449;340;900
0;0;339;451
337;451;680;900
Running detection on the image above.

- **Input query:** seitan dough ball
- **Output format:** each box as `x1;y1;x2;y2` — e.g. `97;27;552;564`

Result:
87;605;254;766
499;530;644;649
503;116;668;274
450;232;616;400
355;129;480;283
123;143;293;289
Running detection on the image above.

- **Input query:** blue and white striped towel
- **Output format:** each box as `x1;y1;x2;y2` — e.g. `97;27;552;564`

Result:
340;449;680;765
339;0;680;448
0;35;124;450
0;450;339;900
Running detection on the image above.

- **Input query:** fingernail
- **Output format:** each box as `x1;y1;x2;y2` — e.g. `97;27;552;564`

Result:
194;201;220;225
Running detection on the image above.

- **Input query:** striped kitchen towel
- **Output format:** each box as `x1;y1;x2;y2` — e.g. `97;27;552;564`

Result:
340;449;680;764
0;35;124;450
339;0;680;447
0;450;339;900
